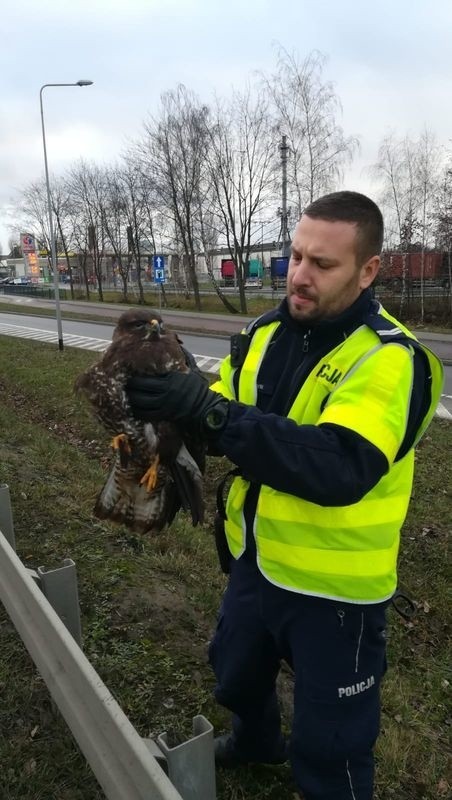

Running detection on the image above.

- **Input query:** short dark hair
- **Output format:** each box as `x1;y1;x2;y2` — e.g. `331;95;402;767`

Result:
303;190;384;265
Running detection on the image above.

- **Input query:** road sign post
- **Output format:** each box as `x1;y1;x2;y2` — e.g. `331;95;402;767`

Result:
153;255;166;313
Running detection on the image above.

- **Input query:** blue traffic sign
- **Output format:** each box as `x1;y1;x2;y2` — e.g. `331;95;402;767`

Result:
153;254;165;284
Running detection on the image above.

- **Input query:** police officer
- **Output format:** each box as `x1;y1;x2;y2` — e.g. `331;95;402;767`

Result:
127;191;443;799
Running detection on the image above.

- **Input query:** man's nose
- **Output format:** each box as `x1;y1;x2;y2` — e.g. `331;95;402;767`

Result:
291;258;312;286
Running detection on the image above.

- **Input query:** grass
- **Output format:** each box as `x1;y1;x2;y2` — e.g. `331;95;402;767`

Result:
0;300;122;327
2;285;451;332
0;291;274;335
0;336;450;799
0;285;278;319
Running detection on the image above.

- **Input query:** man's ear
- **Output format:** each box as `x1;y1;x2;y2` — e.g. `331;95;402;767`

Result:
359;256;380;289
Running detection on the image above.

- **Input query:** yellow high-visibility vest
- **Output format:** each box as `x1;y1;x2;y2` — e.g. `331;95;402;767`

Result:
211;308;443;603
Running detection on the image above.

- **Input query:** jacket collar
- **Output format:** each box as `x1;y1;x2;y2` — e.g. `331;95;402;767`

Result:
275;289;375;343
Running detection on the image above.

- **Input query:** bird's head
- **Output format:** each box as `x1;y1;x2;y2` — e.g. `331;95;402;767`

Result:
113;309;164;341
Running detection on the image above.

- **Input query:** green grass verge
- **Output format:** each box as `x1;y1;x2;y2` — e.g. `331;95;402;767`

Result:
0;300;122;327
0;336;450;799
2;289;452;335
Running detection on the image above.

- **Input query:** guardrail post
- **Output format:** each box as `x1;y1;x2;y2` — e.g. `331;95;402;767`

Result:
0;484;16;550
0;529;185;800
0;493;217;799
157;715;216;800
38;559;82;646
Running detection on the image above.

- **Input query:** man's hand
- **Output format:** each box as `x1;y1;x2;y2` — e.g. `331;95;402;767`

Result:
127;371;230;434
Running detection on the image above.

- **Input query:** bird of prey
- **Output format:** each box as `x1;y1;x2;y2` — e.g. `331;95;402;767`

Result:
75;309;205;533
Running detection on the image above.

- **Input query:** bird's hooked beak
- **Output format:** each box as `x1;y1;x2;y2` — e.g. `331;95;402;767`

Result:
145;318;161;340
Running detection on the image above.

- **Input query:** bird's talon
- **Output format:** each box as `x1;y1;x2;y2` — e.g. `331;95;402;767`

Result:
140;455;160;492
111;433;131;453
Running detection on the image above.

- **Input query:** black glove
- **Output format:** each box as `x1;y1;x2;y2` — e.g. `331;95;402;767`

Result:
127;371;230;435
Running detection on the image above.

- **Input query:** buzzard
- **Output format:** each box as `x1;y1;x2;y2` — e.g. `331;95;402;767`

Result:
75;309;205;533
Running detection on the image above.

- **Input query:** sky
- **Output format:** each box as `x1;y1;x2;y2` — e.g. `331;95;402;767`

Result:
1;0;452;253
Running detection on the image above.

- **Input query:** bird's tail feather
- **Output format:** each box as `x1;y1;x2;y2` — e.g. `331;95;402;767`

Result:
94;464;168;533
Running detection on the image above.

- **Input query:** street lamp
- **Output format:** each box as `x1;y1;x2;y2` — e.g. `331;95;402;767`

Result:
39;80;93;350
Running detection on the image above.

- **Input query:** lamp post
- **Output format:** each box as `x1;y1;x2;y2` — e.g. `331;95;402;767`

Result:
40;80;93;351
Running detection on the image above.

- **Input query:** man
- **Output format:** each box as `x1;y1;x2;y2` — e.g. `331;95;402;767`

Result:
127;191;443;799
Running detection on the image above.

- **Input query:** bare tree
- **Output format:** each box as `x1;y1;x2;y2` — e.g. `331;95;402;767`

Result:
15;175;76;291
136;85;210;311
99;165;132;299
415;129;441;322
206;88;277;313
132;166;172;306
195;193;236;311
67;160;108;300
120;159;153;304
372;131;444;320
371;133;420;310
16;178;49;250
263;48;358;216
50;175;81;298
434;164;452;316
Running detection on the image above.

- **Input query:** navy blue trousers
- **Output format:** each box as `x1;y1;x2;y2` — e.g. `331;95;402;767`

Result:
208;553;388;800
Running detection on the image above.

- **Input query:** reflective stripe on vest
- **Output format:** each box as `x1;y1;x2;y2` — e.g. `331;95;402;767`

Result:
222;313;442;603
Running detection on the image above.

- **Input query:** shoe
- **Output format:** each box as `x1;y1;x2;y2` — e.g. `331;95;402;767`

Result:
214;733;288;769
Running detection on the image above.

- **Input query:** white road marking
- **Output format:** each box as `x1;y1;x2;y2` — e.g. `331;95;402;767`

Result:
436;402;452;420
0;322;450;412
0;323;223;373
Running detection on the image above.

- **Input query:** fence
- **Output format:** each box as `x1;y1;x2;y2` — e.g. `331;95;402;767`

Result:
0;484;216;800
0;284;69;301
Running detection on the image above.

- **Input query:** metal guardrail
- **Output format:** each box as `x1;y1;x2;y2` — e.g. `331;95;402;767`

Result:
0;483;15;548
0;484;216;800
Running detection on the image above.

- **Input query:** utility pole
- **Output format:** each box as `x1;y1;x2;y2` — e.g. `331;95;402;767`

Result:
279;134;290;258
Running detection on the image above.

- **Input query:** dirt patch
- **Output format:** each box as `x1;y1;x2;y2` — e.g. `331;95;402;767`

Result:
112;573;210;654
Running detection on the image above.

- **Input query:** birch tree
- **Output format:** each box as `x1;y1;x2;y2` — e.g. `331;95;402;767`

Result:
415;129;441;321
263;48;358;216
372;133;420;310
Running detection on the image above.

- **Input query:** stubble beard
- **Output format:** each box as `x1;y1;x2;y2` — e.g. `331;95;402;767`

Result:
288;292;321;323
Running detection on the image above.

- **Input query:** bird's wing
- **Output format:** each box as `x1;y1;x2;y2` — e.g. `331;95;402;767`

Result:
75;359;144;442
169;442;204;526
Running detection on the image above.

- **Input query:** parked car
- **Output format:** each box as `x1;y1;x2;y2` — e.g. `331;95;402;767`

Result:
244;277;263;289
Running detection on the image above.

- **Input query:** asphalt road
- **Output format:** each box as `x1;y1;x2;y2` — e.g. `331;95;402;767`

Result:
1;291;452;358
0;295;451;416
0;311;229;359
